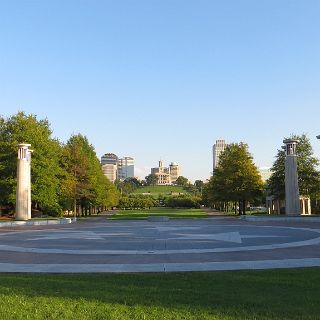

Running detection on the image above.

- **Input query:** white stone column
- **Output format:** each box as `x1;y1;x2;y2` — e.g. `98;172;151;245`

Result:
307;198;312;215
302;198;306;215
284;139;300;216
27;149;32;219
15;144;32;221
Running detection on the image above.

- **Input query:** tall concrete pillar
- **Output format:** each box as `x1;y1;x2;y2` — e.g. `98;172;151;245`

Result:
283;139;300;216
15;143;32;221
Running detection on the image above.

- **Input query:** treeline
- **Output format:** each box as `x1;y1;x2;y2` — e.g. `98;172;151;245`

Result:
118;195;157;210
0;112;119;217
165;196;202;209
118;194;202;210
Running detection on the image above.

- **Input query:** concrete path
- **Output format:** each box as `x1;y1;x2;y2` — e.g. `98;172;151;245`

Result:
1;217;320;273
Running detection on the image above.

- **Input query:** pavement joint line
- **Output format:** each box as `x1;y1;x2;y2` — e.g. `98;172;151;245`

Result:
0;258;320;273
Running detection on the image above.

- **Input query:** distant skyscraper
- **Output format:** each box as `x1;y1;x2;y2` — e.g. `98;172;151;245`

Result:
212;139;226;170
169;162;180;183
102;163;118;183
101;153;134;182
101;153;118;166
101;153;118;183
118;157;135;180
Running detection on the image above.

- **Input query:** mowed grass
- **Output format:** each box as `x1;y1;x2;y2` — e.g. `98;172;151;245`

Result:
110;208;208;220
0;269;320;319
133;185;187;195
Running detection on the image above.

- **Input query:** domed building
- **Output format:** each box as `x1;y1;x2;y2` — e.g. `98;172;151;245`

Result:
151;160;180;185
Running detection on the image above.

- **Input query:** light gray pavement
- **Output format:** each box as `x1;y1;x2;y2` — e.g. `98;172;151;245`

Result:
1;217;320;272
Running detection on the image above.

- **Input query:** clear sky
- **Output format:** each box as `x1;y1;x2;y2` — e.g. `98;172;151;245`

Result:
1;0;320;181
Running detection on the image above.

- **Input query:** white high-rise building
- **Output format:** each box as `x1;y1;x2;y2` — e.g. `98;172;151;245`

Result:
101;153;118;183
102;163;118;183
212;139;226;170
118;157;135;180
101;153;135;182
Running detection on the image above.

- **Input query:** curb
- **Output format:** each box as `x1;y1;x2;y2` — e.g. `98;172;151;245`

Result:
0;218;73;228
239;215;320;222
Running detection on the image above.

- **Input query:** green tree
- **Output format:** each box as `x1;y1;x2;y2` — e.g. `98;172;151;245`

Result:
175;176;189;187
145;174;158;186
206;143;264;215
194;180;204;192
0;112;62;215
165;195;201;209
61;134;119;216
116;177;141;195
267;134;320;199
124;177;141;188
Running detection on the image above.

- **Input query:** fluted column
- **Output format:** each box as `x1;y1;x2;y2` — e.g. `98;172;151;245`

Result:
15;143;32;221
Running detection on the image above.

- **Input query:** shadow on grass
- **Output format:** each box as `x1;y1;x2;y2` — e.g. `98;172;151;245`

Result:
0;269;320;319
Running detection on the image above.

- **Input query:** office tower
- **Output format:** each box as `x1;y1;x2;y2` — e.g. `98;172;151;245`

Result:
101;153;118;183
212;139;226;170
118;157;135;180
169;162;180;184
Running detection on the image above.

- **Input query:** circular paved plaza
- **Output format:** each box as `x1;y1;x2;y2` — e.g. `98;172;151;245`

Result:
1;217;320;272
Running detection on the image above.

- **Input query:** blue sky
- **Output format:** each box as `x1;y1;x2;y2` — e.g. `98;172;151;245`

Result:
1;0;320;181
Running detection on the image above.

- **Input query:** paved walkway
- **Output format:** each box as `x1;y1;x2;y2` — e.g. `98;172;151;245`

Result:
1;217;320;272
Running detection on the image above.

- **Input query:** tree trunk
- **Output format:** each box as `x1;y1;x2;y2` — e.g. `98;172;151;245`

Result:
242;199;246;215
73;199;77;218
239;200;242;215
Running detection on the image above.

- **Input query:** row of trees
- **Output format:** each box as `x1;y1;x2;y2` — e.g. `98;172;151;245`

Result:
118;195;157;210
0;112;203;215
165;196;202;209
0;112;119;216
116;175;193;192
204;135;320;215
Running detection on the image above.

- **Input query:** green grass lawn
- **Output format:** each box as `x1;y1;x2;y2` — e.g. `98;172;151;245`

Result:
0;269;319;319
110;207;208;220
134;185;188;195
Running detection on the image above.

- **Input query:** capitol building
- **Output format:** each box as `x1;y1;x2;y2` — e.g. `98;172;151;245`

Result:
151;160;180;185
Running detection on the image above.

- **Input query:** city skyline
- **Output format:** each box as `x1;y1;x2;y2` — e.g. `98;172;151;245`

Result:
1;1;320;181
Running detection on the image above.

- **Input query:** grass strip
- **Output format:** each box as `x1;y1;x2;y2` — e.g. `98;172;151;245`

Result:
0;269;319;319
111;208;208;220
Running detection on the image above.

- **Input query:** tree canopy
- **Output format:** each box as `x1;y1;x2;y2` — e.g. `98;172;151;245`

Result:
145;174;158;186
0;112;62;214
204;143;264;214
0;112;119;217
175;176;189;187
60;134;119;215
115;177;142;195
